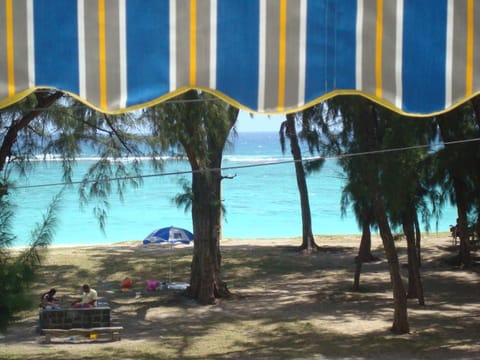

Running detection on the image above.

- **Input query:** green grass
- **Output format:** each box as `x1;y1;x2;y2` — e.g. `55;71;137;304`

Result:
1;235;479;359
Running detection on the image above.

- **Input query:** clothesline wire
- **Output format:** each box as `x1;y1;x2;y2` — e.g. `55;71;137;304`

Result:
7;136;480;190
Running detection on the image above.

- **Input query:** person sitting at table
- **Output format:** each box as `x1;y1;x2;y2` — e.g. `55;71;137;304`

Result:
40;288;61;309
72;284;98;308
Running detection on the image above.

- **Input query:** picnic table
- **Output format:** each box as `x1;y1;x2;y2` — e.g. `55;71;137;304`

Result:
39;306;111;330
39;306;123;343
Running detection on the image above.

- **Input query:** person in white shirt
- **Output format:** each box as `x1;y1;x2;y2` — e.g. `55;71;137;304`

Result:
72;284;98;308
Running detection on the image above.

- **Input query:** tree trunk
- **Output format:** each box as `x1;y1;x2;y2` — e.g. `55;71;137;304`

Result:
436;113;472;267
359;216;376;261
414;214;422;267
285;114;318;252
181;91;238;304
353;219;374;291
187;169;230;304
455;196;472;268
403;215;425;305
362;100;409;334
448;174;472;267
374;200;410;333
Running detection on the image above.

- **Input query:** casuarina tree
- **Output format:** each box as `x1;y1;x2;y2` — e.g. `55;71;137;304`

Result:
141;90;239;304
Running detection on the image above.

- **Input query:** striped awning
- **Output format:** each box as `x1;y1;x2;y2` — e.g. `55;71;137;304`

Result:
0;0;479;116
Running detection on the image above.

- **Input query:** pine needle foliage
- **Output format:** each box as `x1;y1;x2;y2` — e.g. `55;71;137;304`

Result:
0;191;62;332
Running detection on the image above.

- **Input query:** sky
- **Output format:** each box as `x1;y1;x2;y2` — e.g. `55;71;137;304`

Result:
235;111;285;132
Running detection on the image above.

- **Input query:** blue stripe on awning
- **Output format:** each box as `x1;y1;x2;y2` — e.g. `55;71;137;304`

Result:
330;0;357;90
126;0;170;107
402;0;448;114
305;0;328;99
305;0;356;101
33;0;79;93
217;0;259;109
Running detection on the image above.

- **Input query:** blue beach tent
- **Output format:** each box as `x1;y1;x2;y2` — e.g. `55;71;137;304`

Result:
143;226;194;284
143;226;194;245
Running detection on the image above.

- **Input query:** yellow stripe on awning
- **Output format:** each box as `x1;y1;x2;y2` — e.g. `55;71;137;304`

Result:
190;0;197;86
98;0;107;110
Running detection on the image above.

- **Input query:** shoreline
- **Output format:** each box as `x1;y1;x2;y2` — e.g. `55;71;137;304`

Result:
9;231;452;251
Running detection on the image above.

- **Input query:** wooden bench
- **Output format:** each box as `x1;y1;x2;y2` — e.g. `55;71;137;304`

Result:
43;326;124;343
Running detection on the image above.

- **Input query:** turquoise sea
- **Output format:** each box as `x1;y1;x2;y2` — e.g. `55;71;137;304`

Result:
8;132;456;247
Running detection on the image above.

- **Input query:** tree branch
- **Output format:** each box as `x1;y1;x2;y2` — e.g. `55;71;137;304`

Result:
102;113;133;153
0;91;63;171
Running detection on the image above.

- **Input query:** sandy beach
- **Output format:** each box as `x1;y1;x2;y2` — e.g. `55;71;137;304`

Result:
1;233;479;359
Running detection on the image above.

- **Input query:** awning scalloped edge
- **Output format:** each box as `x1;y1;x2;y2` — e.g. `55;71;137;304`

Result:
1;86;477;119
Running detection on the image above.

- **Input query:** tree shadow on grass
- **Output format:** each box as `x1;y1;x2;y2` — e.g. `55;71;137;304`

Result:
1;241;479;359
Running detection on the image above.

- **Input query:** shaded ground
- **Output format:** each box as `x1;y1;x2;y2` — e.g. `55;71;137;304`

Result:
0;234;479;359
